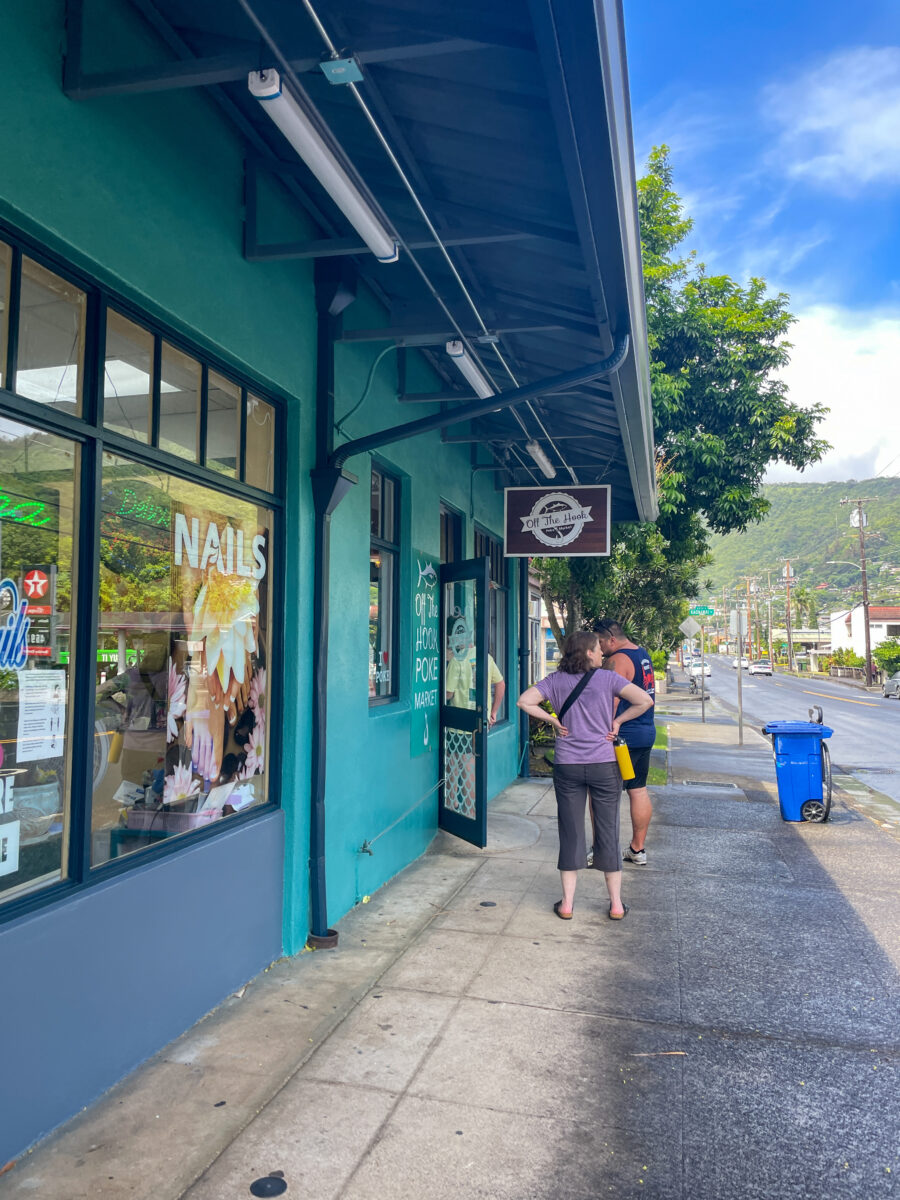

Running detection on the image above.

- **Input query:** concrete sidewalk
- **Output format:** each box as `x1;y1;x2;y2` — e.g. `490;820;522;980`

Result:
3;701;900;1199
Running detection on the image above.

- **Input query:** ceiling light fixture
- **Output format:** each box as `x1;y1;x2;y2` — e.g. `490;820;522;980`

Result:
248;69;398;263
445;340;495;400
524;440;556;479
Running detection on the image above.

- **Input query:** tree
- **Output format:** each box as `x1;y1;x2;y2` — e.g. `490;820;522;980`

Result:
535;147;828;648
873;638;900;676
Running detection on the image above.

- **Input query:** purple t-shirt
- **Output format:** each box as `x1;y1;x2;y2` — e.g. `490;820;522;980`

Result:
535;669;628;764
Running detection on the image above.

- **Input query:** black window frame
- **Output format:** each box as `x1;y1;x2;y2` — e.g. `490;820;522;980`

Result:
0;220;286;926
369;464;401;706
474;525;509;724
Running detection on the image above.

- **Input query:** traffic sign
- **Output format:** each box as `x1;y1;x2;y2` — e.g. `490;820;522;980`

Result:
689;605;715;617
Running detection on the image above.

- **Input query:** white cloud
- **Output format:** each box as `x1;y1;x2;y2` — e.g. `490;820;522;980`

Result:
766;305;900;482
763;47;900;192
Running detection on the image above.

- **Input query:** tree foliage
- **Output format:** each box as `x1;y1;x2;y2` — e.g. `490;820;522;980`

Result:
873;638;900;676
536;147;829;650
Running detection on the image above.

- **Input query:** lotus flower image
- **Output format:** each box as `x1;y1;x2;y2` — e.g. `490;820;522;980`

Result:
167;659;187;743
163;761;201;805
192;571;259;689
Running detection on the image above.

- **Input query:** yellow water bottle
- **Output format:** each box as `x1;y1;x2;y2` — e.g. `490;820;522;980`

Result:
613;737;635;781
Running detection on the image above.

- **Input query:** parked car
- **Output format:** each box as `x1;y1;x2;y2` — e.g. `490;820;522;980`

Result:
731;656;750;669
690;660;712;677
748;660;772;676
883;671;900;699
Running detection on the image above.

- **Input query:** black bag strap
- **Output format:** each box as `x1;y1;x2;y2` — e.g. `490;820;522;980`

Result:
557;669;596;722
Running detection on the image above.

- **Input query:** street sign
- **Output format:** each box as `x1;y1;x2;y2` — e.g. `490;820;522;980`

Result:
689;605;715;617
679;617;701;637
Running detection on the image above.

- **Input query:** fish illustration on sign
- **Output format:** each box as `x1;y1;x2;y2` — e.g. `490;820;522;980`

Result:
417;561;437;588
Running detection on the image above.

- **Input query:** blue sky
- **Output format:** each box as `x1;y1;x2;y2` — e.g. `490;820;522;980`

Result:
624;1;900;482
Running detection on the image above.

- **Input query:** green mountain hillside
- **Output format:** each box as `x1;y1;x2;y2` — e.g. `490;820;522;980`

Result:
706;477;900;611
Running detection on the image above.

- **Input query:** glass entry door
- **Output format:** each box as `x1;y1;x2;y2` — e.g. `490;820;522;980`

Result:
439;557;489;847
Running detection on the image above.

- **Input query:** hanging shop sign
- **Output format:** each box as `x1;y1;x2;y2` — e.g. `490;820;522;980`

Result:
503;485;611;558
411;553;439;757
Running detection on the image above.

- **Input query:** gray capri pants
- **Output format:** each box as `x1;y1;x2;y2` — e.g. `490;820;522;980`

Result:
552;760;622;872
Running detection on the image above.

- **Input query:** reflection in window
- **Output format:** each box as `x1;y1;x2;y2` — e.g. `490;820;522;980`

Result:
159;341;200;461
474;528;508;722
0;418;78;904
245;393;275;491
103;309;153;443
369;467;399;701
0;240;11;388
207;371;240;477
91;455;272;865
15;258;86;416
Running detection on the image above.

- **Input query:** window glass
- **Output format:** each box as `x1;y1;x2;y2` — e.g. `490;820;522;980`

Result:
369;548;395;699
16;258;86;417
207;371;240;477
369;467;399;701
159;341;200;461
244;393;275;491
0;418;78;904
103;309;153;444
370;471;381;536
91;454;272;865
474;529;508;722
0;240;11;388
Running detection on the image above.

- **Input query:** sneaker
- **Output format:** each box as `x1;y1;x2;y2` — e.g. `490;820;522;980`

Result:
623;844;646;866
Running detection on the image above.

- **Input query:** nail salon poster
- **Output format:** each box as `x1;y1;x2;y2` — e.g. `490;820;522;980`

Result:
411;552;439;757
503;485;611;557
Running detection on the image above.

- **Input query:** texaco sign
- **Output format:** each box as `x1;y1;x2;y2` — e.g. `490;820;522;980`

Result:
503;485;611;557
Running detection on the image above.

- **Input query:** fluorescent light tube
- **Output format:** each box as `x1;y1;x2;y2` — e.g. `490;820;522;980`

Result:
525;440;556;479
249;69;398;263
445;340;495;400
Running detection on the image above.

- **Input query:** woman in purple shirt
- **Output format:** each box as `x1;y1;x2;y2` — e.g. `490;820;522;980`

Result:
517;630;653;920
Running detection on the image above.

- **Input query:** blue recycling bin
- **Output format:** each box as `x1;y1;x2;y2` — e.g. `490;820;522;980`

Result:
763;721;834;822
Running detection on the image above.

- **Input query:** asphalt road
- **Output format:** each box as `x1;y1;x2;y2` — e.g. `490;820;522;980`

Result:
688;657;900;806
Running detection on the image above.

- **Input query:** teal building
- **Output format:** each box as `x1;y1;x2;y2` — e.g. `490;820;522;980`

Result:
0;0;655;1161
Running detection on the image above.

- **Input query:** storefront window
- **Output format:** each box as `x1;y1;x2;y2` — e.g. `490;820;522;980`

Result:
0;418;78;903
0;240;11;389
369;467;399;701
103;309;153;443
474;528;508;722
91;455;272;865
245;393;275;491
159;341;200;462
16;258;86;417
207;371;240;477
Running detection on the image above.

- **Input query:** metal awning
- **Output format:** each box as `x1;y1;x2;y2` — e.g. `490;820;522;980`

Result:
66;0;656;522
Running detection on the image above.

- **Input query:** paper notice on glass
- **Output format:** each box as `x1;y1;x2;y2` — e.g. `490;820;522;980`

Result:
16;670;67;762
0;815;20;877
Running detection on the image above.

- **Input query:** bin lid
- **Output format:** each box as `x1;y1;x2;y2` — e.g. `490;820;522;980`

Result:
763;721;833;737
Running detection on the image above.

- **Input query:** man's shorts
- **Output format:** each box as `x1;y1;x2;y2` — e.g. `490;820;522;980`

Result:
622;744;652;790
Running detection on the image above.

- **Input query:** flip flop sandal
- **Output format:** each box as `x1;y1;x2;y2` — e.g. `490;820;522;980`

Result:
607;904;630;921
553;900;574;920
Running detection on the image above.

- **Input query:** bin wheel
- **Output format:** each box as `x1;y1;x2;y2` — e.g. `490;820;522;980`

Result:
802;744;833;823
801;799;828;822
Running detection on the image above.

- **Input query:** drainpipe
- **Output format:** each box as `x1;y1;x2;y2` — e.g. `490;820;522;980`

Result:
307;261;357;950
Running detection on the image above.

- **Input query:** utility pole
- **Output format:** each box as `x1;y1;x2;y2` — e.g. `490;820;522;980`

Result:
779;559;795;671
841;497;873;686
766;570;775;665
745;577;754;659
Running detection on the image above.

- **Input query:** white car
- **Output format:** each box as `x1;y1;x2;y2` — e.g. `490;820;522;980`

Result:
748;660;772;676
731;656;750;669
690;660;711;677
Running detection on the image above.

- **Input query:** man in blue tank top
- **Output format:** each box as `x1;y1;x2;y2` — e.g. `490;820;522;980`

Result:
597;620;656;866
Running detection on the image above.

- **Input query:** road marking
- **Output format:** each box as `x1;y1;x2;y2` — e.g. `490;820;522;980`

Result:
802;689;880;708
